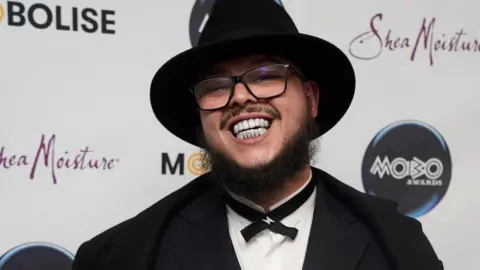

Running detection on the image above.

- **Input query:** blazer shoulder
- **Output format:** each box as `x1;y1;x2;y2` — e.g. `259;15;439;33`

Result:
72;216;135;270
313;167;443;269
73;174;213;268
379;208;444;270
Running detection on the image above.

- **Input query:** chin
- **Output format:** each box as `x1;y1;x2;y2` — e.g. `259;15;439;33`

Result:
235;159;270;169
230;152;276;168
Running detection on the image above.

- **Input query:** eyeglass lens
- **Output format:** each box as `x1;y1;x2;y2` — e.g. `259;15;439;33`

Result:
193;64;288;110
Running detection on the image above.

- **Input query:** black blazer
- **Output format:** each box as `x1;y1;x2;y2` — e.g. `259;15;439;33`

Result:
72;167;443;270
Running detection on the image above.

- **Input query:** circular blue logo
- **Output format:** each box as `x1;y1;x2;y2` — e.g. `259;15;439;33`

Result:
189;0;216;47
189;0;284;47
361;120;452;218
0;242;74;270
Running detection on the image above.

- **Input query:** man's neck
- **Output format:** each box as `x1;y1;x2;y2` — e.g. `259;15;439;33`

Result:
241;166;312;212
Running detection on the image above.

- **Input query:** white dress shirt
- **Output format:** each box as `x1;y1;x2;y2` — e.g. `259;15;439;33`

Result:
226;170;316;270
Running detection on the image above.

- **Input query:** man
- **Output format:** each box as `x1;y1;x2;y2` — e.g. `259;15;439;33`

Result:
72;0;443;269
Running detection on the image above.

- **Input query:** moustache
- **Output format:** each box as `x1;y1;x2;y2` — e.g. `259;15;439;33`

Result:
220;104;281;129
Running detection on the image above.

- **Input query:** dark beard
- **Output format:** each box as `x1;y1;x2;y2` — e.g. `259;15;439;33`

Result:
198;114;320;201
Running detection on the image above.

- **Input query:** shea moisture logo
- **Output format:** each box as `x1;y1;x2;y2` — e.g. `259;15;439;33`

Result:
349;13;480;65
0;134;119;184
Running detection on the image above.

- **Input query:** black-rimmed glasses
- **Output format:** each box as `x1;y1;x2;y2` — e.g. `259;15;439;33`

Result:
190;63;303;111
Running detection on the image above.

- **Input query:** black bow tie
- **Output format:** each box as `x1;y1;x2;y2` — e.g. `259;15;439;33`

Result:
224;179;316;242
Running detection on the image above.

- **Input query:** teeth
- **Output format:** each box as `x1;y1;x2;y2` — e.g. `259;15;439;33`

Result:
237;128;267;140
232;118;271;136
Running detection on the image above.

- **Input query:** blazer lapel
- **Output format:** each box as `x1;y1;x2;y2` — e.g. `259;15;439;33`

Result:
172;188;240;270
302;172;370;270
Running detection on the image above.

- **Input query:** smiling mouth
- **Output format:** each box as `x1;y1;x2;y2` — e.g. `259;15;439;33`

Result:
231;118;272;140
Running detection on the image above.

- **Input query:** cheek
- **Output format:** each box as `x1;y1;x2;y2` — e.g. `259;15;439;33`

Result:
200;112;223;140
274;94;308;126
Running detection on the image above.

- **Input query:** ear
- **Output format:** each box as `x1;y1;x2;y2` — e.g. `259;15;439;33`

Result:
304;80;320;118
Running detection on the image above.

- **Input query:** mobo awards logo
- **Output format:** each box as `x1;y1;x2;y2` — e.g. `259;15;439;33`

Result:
361;120;452;218
0;1;115;34
189;0;284;46
161;152;209;176
0;3;4;22
0;242;73;270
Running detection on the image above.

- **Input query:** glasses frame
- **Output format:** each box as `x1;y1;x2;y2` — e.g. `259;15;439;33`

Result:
189;63;304;111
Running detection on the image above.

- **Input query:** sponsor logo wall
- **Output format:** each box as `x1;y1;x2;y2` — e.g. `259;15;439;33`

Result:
361;120;452;218
348;13;480;65
0;1;115;34
0;242;73;270
161;152;208;176
1;0;478;269
0;134;119;184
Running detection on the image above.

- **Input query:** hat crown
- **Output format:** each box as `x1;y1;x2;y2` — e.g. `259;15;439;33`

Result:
198;0;299;46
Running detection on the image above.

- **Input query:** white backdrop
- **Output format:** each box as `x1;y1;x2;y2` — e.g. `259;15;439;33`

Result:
1;0;479;269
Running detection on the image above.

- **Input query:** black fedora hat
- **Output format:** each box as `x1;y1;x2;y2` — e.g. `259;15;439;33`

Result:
150;0;355;147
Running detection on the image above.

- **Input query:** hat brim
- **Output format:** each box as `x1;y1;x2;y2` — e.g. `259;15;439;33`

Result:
150;33;355;147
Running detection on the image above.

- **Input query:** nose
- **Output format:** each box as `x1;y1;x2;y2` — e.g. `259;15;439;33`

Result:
228;82;257;107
